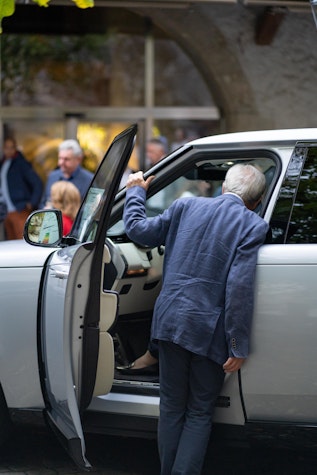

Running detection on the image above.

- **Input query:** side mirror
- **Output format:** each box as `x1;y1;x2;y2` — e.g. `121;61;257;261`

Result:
24;210;63;247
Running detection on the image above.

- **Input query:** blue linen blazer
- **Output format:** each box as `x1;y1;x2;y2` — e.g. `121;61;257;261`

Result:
124;187;269;366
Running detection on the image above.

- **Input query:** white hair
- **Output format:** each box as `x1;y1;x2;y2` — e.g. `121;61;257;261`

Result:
59;139;83;158
223;163;266;205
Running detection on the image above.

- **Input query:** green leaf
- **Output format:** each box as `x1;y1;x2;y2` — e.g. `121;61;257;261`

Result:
32;0;51;6
72;0;94;9
0;0;15;33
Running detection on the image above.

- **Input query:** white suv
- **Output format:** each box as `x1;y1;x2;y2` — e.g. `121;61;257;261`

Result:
1;125;317;468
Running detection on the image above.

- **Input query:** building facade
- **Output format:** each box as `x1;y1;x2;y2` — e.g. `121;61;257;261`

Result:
1;1;316;173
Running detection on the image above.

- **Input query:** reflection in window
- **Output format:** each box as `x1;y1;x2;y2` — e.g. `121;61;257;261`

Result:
145;175;219;217
270;148;306;243
287;147;317;243
270;146;317;244
145;157;275;218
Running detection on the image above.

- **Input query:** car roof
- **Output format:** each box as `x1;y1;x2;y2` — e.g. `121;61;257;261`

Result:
189;128;317;147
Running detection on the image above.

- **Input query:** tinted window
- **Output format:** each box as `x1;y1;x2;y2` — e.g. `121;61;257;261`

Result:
270;146;317;244
287;147;317;243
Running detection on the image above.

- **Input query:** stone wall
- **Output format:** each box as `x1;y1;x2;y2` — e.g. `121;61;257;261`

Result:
132;4;317;132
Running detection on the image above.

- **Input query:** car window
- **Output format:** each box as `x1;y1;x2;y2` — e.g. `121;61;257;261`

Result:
270;146;317;244
145;175;221;217
145;157;276;218
107;155;277;239
71;124;137;243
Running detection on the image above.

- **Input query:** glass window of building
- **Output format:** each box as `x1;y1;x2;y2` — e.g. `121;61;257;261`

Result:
0;27;219;181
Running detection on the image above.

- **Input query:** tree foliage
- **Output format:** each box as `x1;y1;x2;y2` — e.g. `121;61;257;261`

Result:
1;33;111;105
0;0;94;33
0;0;15;33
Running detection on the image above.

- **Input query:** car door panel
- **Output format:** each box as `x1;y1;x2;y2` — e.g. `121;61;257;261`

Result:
213;372;245;425
40;124;138;468
41;245;95;470
240;144;317;425
241;244;317;423
109;242;164;314
94;244;119;396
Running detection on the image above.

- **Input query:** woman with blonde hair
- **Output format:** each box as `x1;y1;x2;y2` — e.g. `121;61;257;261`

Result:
49;180;81;236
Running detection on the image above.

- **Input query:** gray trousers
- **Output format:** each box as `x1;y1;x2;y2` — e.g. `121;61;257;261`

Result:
158;340;225;475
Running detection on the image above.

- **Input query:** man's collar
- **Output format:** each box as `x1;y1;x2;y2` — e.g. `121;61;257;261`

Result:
59;165;80;180
223;192;244;203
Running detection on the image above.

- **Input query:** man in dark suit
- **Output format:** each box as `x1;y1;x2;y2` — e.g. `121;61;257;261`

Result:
123;164;269;475
1;137;43;240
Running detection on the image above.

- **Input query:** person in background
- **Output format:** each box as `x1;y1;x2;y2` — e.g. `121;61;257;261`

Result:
170;127;199;153
146;137;168;170
0;188;7;241
0;137;43;240
170;127;188;152
123;164;269;475
40;139;93;208
144;137;169;213
49;180;81;236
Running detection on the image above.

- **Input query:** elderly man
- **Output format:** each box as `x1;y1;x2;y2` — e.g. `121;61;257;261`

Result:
123;164;269;475
40;139;93;208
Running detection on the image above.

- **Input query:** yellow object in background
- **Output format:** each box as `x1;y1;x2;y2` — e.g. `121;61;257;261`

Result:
72;0;94;8
32;0;50;6
0;0;95;33
0;0;14;33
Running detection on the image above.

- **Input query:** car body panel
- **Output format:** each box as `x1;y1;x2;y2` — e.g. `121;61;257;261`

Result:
1;127;317;463
190;128;317;146
0;239;55;268
0;241;54;408
89;392;160;417
243;244;317;422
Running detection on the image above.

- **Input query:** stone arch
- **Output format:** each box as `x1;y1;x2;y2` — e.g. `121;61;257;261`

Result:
131;5;260;132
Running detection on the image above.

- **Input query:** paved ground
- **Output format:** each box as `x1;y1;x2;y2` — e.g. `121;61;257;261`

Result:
0;423;317;474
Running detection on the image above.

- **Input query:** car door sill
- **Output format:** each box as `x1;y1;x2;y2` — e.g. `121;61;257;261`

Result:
112;379;160;396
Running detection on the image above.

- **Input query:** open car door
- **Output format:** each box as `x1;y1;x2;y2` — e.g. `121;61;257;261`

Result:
39;124;137;469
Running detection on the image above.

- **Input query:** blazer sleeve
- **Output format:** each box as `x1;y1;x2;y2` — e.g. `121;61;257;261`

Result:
224;218;269;359
123;186;173;248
